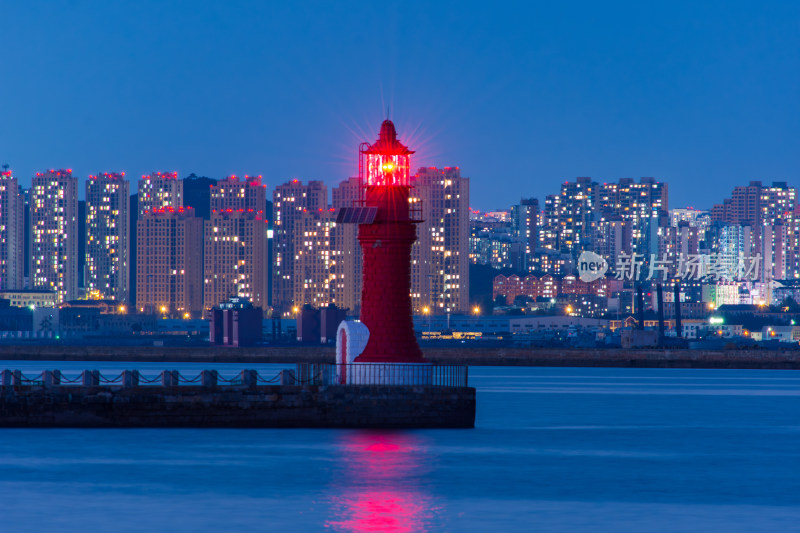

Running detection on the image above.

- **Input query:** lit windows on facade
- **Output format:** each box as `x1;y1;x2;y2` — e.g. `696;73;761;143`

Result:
411;167;470;314
86;172;129;301
0;169;24;290
137;171;182;216
136;207;203;316
30;169;78;303
271;179;327;314
204;209;268;312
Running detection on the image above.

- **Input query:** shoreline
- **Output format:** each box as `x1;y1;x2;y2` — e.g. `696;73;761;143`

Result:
0;345;798;369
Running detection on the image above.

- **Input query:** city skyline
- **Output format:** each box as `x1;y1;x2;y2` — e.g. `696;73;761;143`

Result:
0;164;794;213
1;2;797;211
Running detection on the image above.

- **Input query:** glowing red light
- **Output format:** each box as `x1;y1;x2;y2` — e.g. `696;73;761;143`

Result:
360;120;413;187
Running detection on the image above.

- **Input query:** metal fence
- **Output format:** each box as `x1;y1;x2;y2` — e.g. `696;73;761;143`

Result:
296;363;468;387
0;364;469;389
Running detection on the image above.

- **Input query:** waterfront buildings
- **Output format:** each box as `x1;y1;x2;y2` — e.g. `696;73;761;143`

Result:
331;177;363;313
300;210;359;312
204;176;269;311
0;170;25;291
5;152;799;322
411;167;470;314
271;179;327;315
86;172;129;302
203;209;268;311
30;169;79;303
469;210;525;271
135;207;203;316
538;176;668;259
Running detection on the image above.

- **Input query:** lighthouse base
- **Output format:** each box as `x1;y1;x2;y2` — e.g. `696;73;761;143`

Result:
339;362;433;386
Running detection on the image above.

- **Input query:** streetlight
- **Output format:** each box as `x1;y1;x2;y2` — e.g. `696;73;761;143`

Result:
472;305;480;316
422;306;431;334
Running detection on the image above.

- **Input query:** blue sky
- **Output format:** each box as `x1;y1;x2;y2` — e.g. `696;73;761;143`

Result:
1;1;797;210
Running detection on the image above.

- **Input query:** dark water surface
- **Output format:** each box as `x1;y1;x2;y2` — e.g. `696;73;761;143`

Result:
1;363;799;532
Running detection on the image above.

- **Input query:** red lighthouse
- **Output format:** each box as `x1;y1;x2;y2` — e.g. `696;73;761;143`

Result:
350;120;425;364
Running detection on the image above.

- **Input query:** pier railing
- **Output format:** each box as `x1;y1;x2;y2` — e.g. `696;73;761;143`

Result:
0;364;469;389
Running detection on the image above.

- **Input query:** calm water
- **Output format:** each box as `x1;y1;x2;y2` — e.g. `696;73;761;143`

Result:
0;362;799;532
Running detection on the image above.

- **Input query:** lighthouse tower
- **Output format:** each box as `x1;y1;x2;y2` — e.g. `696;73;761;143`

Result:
355;120;426;364
335;120;430;383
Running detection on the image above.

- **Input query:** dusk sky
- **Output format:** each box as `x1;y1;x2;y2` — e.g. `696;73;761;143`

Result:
1;1;797;210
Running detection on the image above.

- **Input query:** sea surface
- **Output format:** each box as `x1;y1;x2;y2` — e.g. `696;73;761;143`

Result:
0;362;799;532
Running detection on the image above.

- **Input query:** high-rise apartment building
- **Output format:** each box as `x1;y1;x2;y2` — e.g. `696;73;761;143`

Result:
411;167;470;314
762;222;787;281
136;207;203;316
710;181;796;228
597;177;668;256
204;210;268;311
292;208;353;310
540;194;562;251
271;179;327;314
658;222;700;267
86;172;129;302
710;181;798;280
592;216;631;261
30;169;79;303
540;177;602;254
785;205;800;279
331;177;363;312
211;175;267;213
205;175;269;311
511;198;539;269
0;170;25;290
138;172;182;216
539;177;668;260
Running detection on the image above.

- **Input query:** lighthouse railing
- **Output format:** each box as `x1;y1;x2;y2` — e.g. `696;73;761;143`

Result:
296;363;468;388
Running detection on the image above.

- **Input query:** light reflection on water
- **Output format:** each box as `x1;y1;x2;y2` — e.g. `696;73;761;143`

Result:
326;432;439;532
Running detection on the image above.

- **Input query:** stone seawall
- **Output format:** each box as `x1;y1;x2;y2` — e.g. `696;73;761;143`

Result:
0;344;799;369
0;384;476;429
423;347;800;369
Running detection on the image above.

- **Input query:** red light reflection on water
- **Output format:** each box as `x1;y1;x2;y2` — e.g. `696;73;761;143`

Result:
325;432;438;533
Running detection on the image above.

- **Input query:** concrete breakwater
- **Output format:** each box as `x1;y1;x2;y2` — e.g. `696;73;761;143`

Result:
1;344;799;369
0;368;476;428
